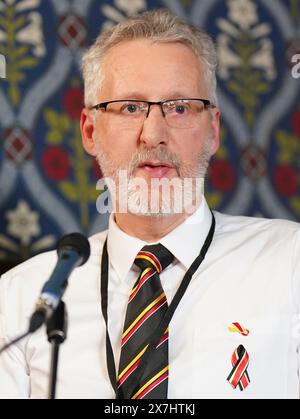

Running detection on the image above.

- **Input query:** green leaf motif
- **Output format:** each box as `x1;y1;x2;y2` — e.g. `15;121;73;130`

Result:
179;0;194;8
290;0;300;23
11;15;26;31
43;101;97;230
44;110;71;144
0;3;45;106
16;57;39;69
206;192;222;209
44;109;59;126
47;131;63;144
276;130;300;164
0;16;7;29
218;20;274;128
59;182;79;201
291;197;300;215
11;46;30;60
88;186;100;201
8;83;19;106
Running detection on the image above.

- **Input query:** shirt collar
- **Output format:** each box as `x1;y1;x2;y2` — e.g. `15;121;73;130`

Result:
107;196;212;280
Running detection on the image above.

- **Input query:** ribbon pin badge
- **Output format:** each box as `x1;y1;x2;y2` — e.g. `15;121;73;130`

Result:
227;344;250;391
227;323;250;391
228;322;250;336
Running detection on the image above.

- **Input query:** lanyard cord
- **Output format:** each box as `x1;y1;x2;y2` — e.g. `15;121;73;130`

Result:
100;211;216;398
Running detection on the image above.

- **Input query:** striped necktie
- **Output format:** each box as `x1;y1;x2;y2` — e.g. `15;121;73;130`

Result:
117;243;174;399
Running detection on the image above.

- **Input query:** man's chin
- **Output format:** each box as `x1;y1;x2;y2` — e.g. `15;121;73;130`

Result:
126;208;181;218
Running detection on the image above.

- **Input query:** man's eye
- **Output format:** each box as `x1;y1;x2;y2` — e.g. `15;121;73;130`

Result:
122;104;139;113
174;105;187;114
165;102;190;115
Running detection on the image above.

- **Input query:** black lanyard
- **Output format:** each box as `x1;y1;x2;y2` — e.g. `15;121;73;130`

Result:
100;211;216;398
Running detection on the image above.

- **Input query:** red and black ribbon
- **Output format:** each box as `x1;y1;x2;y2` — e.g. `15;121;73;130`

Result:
227;345;250;391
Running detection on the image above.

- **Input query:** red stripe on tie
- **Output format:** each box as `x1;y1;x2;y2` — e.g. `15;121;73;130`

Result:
136;371;169;399
128;269;156;303
117;359;140;388
121;297;167;347
138;251;162;272
156;332;169;348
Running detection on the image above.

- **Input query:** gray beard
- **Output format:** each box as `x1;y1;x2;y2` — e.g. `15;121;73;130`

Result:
95;139;211;217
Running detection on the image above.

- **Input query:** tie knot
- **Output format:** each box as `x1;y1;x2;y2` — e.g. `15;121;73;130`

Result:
134;243;174;273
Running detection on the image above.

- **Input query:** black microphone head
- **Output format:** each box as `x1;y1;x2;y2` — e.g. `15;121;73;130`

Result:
57;233;90;266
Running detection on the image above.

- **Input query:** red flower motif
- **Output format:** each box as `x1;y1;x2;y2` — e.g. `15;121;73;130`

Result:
292;109;300;139
63;86;84;120
42;147;70;181
209;159;236;192
273;164;298;197
92;159;103;180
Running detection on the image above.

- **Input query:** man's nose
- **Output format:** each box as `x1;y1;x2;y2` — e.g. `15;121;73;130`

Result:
139;105;168;148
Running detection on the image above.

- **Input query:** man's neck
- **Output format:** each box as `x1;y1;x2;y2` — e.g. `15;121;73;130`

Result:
114;210;196;242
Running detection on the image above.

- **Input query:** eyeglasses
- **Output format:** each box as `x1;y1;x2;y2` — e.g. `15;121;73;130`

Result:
90;98;215;129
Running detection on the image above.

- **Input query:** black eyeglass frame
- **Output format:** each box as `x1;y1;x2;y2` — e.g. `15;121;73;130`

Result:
90;98;216;118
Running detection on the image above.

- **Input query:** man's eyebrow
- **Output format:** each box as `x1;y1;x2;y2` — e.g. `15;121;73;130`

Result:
112;92;196;100
162;92;195;99
114;93;148;100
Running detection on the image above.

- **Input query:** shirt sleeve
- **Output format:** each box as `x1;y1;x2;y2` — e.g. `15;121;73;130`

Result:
0;273;30;399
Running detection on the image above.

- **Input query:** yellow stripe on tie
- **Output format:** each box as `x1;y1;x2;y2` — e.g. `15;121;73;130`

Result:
136;254;160;272
131;366;169;399
130;267;152;297
122;292;165;339
118;344;148;380
140;267;152;279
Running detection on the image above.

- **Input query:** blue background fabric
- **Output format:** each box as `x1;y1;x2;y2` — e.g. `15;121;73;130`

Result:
0;0;299;267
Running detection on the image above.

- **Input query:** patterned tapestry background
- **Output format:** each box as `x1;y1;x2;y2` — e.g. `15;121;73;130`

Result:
0;0;299;270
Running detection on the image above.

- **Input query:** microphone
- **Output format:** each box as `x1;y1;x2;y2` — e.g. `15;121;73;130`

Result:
29;233;90;333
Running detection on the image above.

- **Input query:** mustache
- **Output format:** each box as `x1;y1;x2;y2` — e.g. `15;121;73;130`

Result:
127;148;181;175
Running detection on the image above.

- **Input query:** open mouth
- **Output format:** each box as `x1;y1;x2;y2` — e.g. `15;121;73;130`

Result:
137;162;174;177
138;161;172;169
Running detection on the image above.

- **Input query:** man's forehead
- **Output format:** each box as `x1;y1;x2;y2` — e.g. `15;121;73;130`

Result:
99;40;206;99
104;39;199;63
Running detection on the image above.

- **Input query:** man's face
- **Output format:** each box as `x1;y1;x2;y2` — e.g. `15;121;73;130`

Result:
81;39;220;215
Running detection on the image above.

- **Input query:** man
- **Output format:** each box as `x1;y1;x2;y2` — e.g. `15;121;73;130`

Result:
0;9;299;399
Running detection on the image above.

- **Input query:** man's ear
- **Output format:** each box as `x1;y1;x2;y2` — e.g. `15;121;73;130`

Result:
80;108;97;156
209;107;221;156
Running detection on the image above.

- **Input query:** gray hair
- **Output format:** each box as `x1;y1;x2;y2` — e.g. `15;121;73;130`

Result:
82;9;218;108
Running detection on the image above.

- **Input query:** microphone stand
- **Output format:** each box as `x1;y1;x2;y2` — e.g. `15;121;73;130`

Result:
46;300;68;400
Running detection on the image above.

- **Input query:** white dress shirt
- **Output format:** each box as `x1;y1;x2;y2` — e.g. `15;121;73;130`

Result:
0;198;300;399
